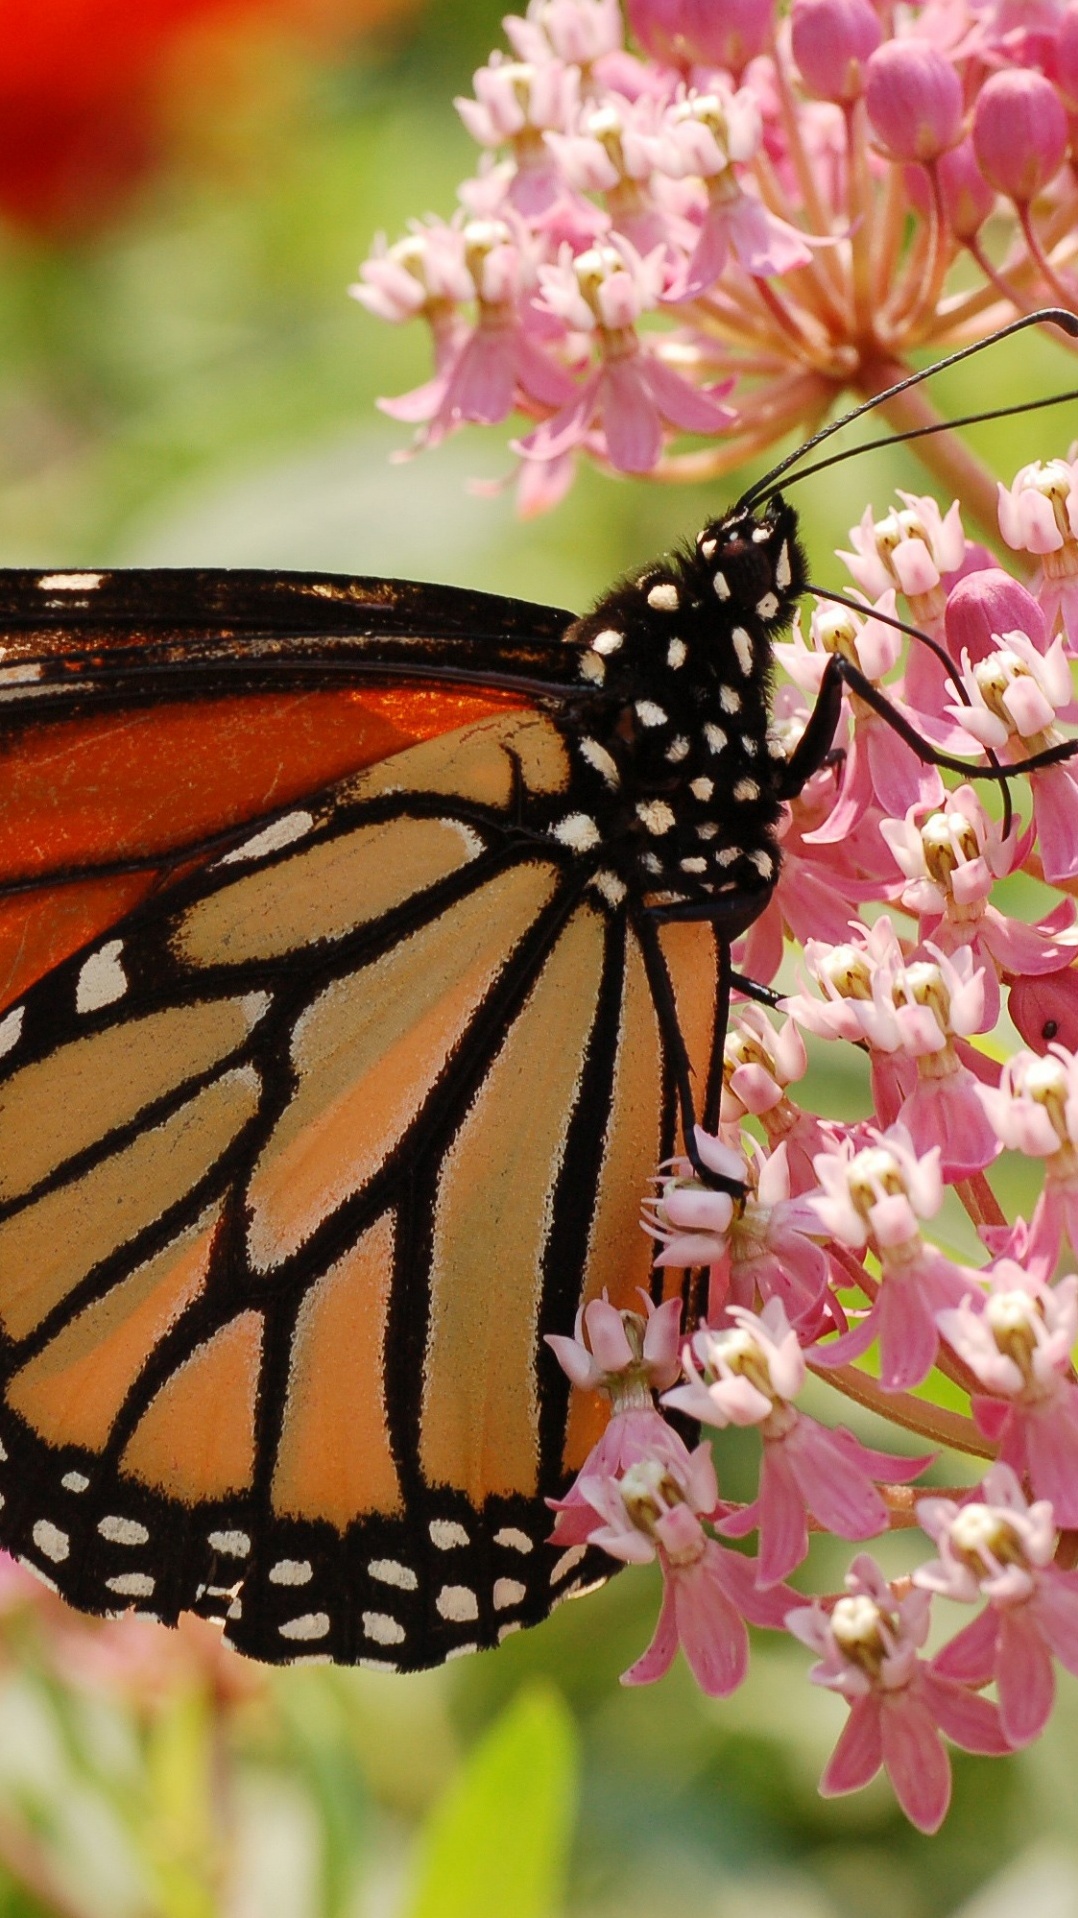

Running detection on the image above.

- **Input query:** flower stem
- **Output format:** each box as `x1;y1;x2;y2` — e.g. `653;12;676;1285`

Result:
809;1359;996;1457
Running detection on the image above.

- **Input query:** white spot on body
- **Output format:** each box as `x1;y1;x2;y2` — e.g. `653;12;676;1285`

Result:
62;1472;89;1493
699;536;717;559
592;627;623;655
363;1611;406;1645
703;724;727;755
493;1578;527;1610
635;699;667;728
734;778;761;802
279;1612;331;1641
666;638;687;669
106;1572;155;1598
33;1521;69;1563
697;822;719;839
665;736;689;763
99;1515;149;1546
208;1530;251;1556
0;1008;23;1060
647;582;679;612
220;812;315;866
750;849;775;878
269;1560;312;1586
732;628;754;676
720;686;742;714
590;870;628;908
751;525;770;544
641;851;662;874
636;800;676;836
437;1585;480;1622
577;737;620;786
494;1527;534;1553
716;846;740;866
38;572;104;591
369;1559;418;1591
680;857;708;873
776;542;792;590
756;592;780;620
691;776;715;801
579;653;605;684
741;735;758;756
712;571;731;600
552;813;602;852
76;941;127;1014
550;1545;588;1584
430;1519;469;1550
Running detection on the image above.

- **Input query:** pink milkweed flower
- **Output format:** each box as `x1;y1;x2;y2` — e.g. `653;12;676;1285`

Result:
658;87;814;300
936;1262;1078;1525
787;1554;1009;1833
627;0;776;73
573;1433;796;1696
456;54;581;216
998;456;1078;649
809;1126;982;1389
505;0;625;69
916;1464;1078;1748
645;1132;831;1328
351;219;474;353
840;491;966;627
665;1300;931;1584
977;1045;1078;1270
514;237;734;473
777;594;944;837
880;785;1075;1026
784;919;916;1127
947;630;1078;883
721;1004;833;1192
546;1291;684;1398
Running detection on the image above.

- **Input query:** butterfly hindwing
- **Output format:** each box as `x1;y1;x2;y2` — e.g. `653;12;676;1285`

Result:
0;707;718;1667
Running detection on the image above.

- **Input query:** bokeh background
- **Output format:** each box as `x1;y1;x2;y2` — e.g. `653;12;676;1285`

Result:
1;2;1078;1913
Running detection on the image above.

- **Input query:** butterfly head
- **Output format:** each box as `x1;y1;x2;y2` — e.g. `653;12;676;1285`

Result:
693;494;806;631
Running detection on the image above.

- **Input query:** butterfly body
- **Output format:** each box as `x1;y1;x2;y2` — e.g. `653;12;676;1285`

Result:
0;496;806;1669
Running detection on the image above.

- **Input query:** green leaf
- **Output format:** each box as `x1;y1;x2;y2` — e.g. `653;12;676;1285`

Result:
402;1686;577;1918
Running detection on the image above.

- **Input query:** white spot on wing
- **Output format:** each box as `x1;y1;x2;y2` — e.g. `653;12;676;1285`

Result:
33;1521;69;1563
220;812;315;866
666;638;687;669
76;940;126;1014
734;778;760;802
209;1530;251;1556
494;1527;534;1553
719;686;742;714
636;800;675;836
691;776;715;800
590;870;627;908
369;1559;418;1591
665;736;689;763
445;1642;479;1661
363;1611;406;1645
430;1519;469;1550
62;1472;89;1493
699;536;717;559
550;1545;587;1584
756;592;780;620
0;1008;23;1060
279;1612;331;1641
99;1515;149;1546
592;627;623;655
493;1578;527;1610
38;573;104;591
680;856;707;873
579;652;605;683
703;724;727;754
577;738;619;786
107;1572;155;1598
635;699;667;728
436;1584;479;1622
750;849;775;877
552;813;602;852
269;1560;312;1586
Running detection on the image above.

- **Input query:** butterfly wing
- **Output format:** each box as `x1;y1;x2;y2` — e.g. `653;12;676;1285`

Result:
0;575;719;1668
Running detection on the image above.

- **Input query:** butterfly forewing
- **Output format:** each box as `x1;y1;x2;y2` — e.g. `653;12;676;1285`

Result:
0;704;716;1666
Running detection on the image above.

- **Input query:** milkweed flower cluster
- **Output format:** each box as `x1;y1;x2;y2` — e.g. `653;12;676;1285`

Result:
352;0;1078;518
547;456;1078;1835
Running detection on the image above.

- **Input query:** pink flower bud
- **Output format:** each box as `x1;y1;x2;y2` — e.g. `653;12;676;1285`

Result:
1010;968;1078;1055
864;40;963;164
791;0;882;104
935;137;996;240
626;0;774;73
972;69;1068;203
1057;5;1078;112
945;567;1049;663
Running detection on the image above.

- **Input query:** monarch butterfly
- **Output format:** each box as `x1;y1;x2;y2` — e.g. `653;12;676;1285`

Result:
0;313;1074;1670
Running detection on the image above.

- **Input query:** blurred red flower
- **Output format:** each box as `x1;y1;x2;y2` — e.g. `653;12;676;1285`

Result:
0;0;420;232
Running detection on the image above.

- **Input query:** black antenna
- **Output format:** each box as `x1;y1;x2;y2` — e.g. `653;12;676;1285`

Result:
736;307;1078;514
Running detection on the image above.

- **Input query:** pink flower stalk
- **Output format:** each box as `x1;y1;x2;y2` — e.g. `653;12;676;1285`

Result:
916;1465;1078;1748
936;1263;1078;1525
665;1300;930;1584
880;785;1074;1026
787;1555;1009;1833
809;1126;981;1388
998;456;1078;650
358;2;1078;512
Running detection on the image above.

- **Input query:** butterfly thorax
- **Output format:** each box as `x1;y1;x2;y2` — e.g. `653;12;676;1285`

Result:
550;496;806;918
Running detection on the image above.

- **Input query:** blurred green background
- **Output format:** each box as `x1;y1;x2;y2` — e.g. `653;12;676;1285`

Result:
1;0;1077;1912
